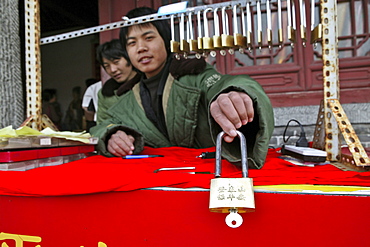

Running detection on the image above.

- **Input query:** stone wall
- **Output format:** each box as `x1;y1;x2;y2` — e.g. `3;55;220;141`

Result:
0;0;24;128
270;103;370;148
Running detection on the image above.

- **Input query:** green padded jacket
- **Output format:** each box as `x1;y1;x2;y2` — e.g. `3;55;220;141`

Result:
90;62;274;169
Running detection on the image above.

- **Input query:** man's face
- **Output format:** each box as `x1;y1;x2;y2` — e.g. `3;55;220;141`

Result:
102;57;134;83
125;24;167;79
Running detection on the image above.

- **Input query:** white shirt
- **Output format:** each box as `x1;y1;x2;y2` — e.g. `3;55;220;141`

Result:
82;81;103;121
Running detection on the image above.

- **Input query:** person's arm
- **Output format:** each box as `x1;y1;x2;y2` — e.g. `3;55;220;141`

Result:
83;99;95;122
198;64;274;168
96;89;120;125
90;116;145;157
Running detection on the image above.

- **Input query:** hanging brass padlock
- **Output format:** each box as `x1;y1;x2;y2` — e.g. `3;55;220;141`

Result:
233;5;246;53
187;12;199;54
310;0;322;49
246;2;253;52
256;0;263;49
196;11;204;51
170;15;180;54
299;0;307;47
209;131;255;228
277;0;284;47
287;0;297;48
221;6;235;55
213;8;222;49
179;13;190;56
266;0;273;50
202;8;214;51
310;23;322;48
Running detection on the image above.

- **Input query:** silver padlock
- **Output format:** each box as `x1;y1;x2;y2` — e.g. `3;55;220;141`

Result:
209;130;255;228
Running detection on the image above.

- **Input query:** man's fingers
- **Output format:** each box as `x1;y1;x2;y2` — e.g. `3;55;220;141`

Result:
214;93;242;128
210;101;238;138
240;93;254;122
107;141;128;156
228;92;250;126
210;92;255;142
107;131;135;156
227;92;254;125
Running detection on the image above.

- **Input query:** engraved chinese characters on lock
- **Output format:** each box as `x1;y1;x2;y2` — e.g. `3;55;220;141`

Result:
209;131;255;228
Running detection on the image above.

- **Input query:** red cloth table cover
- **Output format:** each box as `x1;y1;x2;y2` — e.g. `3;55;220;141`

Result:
1;146;370;197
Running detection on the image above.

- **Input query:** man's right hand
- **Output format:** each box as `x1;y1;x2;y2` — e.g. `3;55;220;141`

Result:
107;130;135;156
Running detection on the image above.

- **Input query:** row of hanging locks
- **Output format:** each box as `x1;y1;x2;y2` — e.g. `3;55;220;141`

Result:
169;0;323;59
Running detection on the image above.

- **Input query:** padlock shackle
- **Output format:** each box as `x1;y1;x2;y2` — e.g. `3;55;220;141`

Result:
187;12;194;41
180;13;186;41
256;0;262;33
170;15;176;42
233;5;239;34
213;8;220;37
215;130;248;178
246;2;252;34
221;6;230;35
197;11;202;38
240;7;246;36
203;8;213;38
266;0;272;30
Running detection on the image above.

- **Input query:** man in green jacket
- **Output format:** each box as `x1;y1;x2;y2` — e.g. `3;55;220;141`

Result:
96;39;141;124
90;7;274;169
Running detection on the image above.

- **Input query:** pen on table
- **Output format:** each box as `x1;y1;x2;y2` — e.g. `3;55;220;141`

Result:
196;151;216;159
122;155;164;159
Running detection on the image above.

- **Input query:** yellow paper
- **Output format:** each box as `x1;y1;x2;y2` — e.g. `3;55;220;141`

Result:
0;126;17;137
0;126;94;144
16;126;43;136
41;127;92;143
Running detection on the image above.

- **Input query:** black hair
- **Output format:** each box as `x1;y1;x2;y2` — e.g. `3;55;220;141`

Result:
42;88;57;102
85;78;99;87
96;39;131;66
72;86;81;95
119;7;171;57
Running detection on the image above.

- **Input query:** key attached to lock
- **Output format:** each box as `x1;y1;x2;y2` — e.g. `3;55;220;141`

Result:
209;131;255;228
